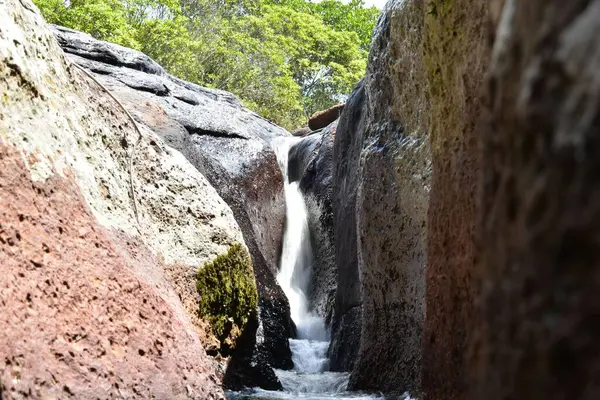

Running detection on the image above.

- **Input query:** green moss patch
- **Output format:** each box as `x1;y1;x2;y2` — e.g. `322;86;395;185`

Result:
196;243;258;350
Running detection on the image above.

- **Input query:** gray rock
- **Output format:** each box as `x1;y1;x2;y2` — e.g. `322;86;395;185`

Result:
349;0;431;394
331;0;431;394
330;80;367;372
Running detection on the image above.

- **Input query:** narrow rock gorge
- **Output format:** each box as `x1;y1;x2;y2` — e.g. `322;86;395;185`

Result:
2;0;599;399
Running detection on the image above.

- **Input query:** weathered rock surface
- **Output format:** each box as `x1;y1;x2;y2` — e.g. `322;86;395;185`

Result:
347;0;431;394
421;0;489;398
327;0;432;393
308;103;345;131
0;1;248;397
288;123;337;323
330;80;367;373
52;24;296;385
472;1;600;399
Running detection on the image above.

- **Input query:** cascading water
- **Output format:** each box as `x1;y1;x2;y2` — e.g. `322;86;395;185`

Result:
228;138;404;400
227;138;378;400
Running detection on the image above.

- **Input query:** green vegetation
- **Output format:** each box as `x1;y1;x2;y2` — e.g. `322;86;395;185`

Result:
196;243;257;345
34;0;379;130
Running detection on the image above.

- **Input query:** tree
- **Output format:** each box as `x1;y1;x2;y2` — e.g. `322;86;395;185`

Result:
33;0;379;130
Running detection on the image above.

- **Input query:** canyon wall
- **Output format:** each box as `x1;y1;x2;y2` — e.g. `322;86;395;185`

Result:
330;0;432;394
0;0;239;396
421;0;489;398
51;25;295;389
329;0;488;396
1;0;295;394
471;1;600;399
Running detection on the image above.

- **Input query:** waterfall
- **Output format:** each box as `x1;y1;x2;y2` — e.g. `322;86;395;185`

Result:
277;175;328;342
272;138;347;392
227;138;390;399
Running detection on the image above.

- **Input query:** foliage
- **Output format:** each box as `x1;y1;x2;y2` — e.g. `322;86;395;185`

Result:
33;0;379;129
196;244;258;342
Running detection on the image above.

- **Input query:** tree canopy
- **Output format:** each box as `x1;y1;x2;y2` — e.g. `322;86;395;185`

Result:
34;0;379;130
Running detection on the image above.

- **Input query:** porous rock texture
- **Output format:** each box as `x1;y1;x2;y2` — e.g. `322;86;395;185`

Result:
328;0;432;394
471;1;600;399
349;0;431;394
52;24;296;385
421;0;489;398
0;0;247;397
288;123;337;323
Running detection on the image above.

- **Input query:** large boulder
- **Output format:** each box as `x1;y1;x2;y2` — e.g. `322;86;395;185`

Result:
52;25;296;386
330;81;367;373
472;1;600;399
0;1;249;397
421;0;489;398
329;0;432;394
349;0;431;394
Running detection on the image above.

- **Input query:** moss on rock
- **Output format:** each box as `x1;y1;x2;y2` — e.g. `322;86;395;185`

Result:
196;243;258;351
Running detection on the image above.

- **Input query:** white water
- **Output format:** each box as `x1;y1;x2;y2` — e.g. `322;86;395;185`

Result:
226;139;391;399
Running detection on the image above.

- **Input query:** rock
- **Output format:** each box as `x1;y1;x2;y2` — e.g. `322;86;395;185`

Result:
51;24;295;386
0;1;244;397
291;126;312;137
333;0;432;394
472;1;600;399
421;0;489;398
308;103;345;131
330;6;431;383
288;122;337;322
223;310;281;391
330;81;366;372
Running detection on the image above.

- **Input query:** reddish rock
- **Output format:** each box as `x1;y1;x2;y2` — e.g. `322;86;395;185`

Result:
471;1;600;399
308;104;345;131
0;144;224;399
421;0;489;399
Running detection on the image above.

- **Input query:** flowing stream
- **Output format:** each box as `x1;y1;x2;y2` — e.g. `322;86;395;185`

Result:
227;138;385;400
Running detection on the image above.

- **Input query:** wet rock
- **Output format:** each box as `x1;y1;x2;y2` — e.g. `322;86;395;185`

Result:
51;24;296;387
471;1;600;399
308;104;345;131
327;306;362;371
421;0;489;398
223;310;282;391
330;81;366;372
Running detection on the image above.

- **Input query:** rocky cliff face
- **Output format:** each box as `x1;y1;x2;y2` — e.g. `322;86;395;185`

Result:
351;0;431;394
472;1;600;399
51;24;295;388
0;0;295;394
327;0;486;395
330;80;366;373
329;0;431;394
330;0;599;398
0;0;244;397
421;0;489;399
